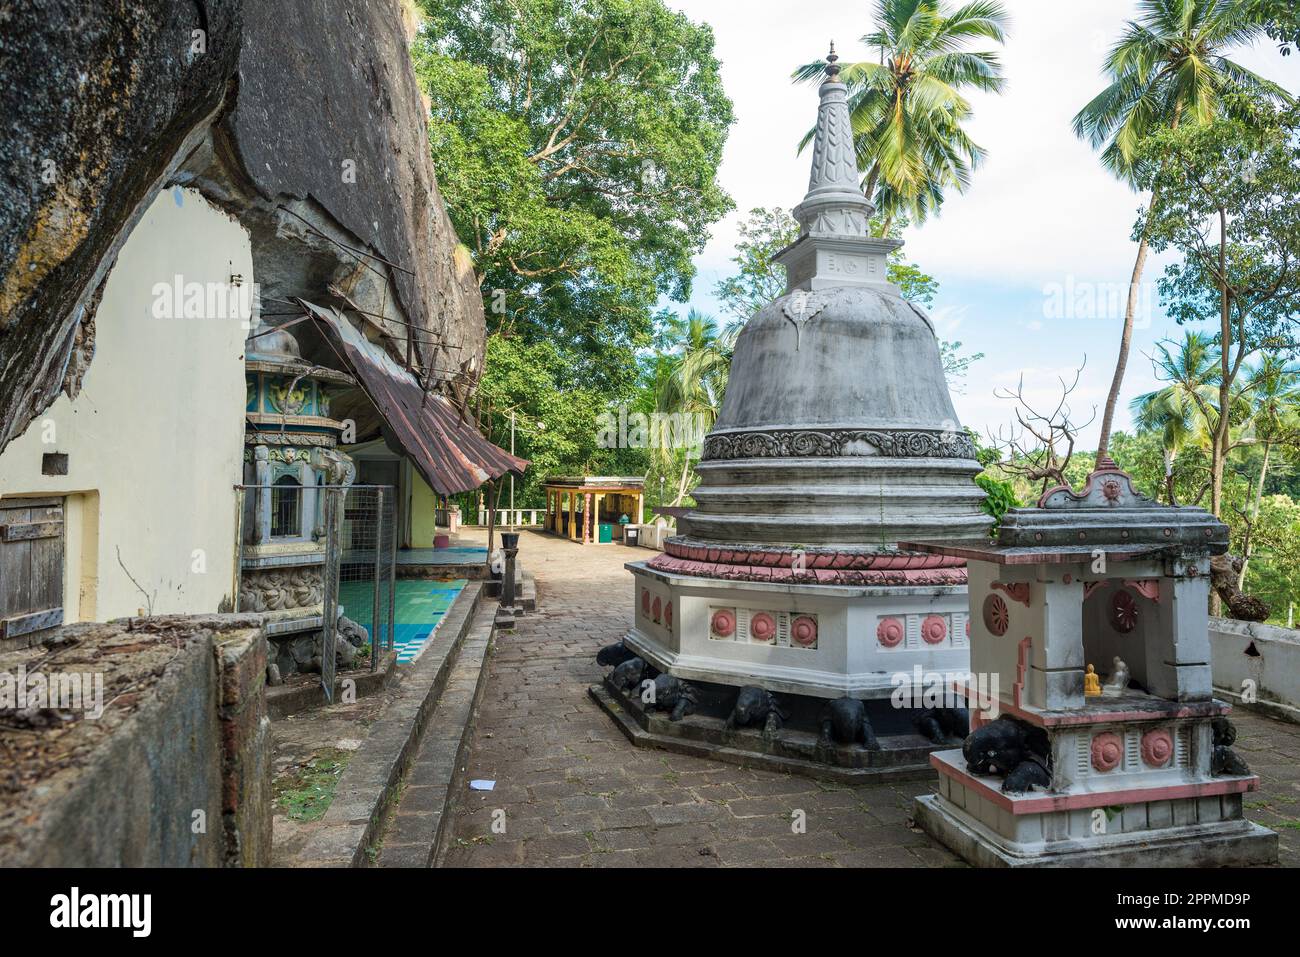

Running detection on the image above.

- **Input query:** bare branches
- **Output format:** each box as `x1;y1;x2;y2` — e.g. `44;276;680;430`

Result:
115;546;156;618
988;360;1097;496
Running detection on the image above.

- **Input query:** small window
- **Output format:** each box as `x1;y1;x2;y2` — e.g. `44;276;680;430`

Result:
271;475;302;537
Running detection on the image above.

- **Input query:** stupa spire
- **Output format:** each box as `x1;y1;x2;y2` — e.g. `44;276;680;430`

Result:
775;44;902;293
802;42;870;211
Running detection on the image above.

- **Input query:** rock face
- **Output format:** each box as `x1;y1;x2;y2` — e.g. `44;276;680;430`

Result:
0;0;242;452
0;0;485;455
676;50;988;549
183;0;485;381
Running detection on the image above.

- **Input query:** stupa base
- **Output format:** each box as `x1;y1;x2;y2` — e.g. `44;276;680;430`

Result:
914;794;1277;868
590;675;956;784
914;747;1277;867
627;560;973;700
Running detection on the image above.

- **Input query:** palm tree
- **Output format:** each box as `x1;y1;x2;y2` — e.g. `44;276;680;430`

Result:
793;0;1010;231
1073;0;1289;464
1131;332;1221;503
653;310;734;505
1237;356;1300;584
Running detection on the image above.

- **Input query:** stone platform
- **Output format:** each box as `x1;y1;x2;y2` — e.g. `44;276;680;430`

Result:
590;675;955;784
914;793;1277;868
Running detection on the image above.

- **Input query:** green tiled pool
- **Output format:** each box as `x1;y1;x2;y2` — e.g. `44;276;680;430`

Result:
337;578;467;663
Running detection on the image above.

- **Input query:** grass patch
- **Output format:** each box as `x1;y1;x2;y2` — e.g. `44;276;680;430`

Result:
273;748;351;822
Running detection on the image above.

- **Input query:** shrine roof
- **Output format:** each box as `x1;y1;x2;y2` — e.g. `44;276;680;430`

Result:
907;458;1228;561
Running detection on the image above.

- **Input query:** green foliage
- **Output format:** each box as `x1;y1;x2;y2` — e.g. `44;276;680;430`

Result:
476;335;650;508
273;750;351;823
1245;495;1300;623
413;0;732;413
1136;112;1300;359
714;208;799;327
1248;0;1300;55
413;0;734;499
974;474;1019;534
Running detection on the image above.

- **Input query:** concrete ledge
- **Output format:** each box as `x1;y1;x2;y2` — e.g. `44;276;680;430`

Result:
914;793;1278;868
379;602;496;867
293;582;483;867
1210;617;1300;724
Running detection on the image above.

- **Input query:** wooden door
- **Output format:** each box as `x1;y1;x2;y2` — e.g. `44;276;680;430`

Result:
0;498;65;644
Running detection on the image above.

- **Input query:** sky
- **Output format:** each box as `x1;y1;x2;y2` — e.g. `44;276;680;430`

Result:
664;0;1300;448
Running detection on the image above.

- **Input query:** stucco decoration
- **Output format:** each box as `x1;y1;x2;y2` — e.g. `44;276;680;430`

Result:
1090;732;1123;773
710;608;736;639
791;615;818;647
877;617;904;648
983;594;1009;636
750;612;777;644
991;581;1031;607
1110;590;1138;633
1038;455;1157;510
238;567;324;612
702;427;977;461
921;615;948;645
782;291;828;350
1141;728;1174;768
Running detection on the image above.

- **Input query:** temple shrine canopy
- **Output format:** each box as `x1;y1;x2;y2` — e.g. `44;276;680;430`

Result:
543;476;645;544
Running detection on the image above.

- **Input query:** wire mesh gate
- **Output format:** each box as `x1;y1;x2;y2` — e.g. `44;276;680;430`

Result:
235;483;396;702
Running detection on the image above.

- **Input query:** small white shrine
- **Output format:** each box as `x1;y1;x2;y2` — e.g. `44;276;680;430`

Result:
906;458;1278;867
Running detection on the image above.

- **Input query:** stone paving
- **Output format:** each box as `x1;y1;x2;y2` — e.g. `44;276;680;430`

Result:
441;529;1300;867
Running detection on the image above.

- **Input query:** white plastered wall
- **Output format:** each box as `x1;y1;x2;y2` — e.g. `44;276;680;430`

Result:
0;188;251;621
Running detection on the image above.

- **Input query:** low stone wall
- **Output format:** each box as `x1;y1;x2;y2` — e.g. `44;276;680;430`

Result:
1210;616;1300;723
0;614;271;866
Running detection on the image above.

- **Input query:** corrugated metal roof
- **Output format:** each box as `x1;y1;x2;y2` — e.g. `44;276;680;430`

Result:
303;301;527;495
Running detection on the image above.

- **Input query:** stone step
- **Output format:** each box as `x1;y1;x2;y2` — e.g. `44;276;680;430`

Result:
374;602;495;867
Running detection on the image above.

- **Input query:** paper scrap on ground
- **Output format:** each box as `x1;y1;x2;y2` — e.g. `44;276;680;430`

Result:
469;780;495;791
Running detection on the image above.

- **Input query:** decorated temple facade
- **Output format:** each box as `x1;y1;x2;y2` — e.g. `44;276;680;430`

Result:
239;324;357;673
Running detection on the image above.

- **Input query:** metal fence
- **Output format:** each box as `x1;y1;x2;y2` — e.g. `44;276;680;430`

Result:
235;483;396;702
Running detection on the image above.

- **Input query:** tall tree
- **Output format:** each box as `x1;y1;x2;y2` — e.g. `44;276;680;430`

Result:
653;310;732;504
1136;108;1300;518
1130;331;1223;503
793;0;1010;231
1072;0;1289;463
1236;356;1300;584
413;0;734;398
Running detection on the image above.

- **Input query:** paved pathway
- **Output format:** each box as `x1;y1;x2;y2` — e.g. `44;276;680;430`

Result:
440;529;1300;867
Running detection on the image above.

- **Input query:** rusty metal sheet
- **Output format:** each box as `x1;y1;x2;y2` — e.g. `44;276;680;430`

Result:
303;302;527;495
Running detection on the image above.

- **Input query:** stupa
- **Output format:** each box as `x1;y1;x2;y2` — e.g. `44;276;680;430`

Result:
592;47;990;779
906;458;1277;866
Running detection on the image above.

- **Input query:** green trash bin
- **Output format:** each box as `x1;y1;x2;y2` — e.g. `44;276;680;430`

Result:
598;523;613;543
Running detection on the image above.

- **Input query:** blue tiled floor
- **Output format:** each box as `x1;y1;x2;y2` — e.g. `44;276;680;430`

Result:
337;578;467;663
